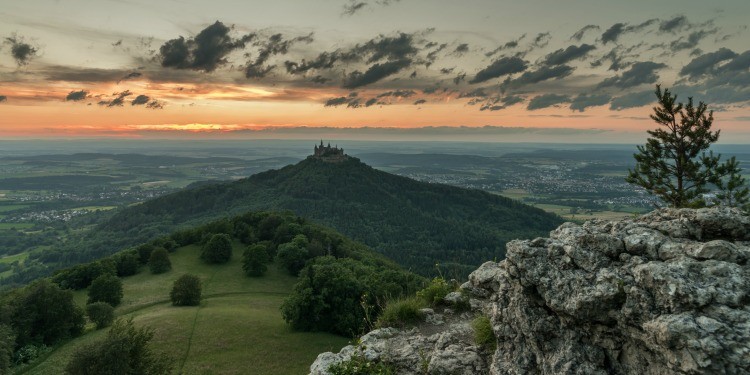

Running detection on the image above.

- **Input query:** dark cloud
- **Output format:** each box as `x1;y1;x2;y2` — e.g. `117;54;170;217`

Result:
311;75;330;84
146;100;164;109
527;94;572;110
670;29;717;52
480;95;524;111
159;21;253;72
532;32;551;48
598;61;666;88
679;48;738;80
542;44;596;66
118;71;142;83
720;50;750;73
502;64;574;89
0;95;6;103
112;40;122;47
342;0;400;16
41;66;131;83
426;43;448;63
343;59;412;88
65;90;89;101
245;32;314;79
660;15;688;33
570;93;611;112
469;56;528;84
453;72;466;85
601;23;627;44
485;34;526;57
453;43;469;55
413;99;426;105
131;95;150;105
377;89;416;98
98;90;132;107
4;35;38;66
571;25;600;41
285;51;347;74
610;90;654;110
439;67;454;74
324;96;350;107
342;1;367;15
353;32;419;63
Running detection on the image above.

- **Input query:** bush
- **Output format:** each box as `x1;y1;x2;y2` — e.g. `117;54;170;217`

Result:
243;243;269;277
86;302;115;329
0;325;14;372
200;234;233;264
472;315;496;351
65;319;172;375
136;244;156;264
416;277;452;306
13;344;48;365
114;252;140;277
87;274;123;307
148;248;171;274
170;274;202;306
376;296;425;328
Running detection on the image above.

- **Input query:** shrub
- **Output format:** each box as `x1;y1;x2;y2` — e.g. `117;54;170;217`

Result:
472;315;496;351
170;274;202;306
136;244;156;264
416;277;452;306
64;319;172;375
13;344;48;365
200;234;233;264
87;274;123;307
114;252;140;277
148;248;171;274
0;325;14;372
86;302;115;329
243;243;269;277
376;296;425;328
277;234;309;275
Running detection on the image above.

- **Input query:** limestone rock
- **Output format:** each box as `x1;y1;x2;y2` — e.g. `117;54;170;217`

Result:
310;208;750;375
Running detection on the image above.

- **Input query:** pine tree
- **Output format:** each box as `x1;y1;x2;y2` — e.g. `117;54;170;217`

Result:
626;85;741;208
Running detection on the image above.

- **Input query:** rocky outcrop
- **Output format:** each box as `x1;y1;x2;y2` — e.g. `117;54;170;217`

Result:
311;207;750;374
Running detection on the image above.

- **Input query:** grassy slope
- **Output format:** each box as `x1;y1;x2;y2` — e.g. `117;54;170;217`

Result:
21;241;348;375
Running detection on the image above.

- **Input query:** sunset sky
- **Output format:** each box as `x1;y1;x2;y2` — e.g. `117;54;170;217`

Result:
1;0;748;142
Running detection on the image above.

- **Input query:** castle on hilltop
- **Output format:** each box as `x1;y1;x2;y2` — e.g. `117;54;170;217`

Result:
313;140;347;161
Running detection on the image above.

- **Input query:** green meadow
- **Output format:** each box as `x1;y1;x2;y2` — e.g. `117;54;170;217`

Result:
20;242;349;375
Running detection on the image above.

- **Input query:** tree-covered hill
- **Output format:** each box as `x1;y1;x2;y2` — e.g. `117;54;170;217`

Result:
22;155;563;280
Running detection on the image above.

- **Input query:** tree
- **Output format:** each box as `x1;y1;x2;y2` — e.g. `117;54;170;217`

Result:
243;243;269;277
627;85;741;207
86;302;115;329
88;274;124;307
200;234;233;264
65;319;172;375
277;234;309;275
0;324;14;373
114;252;140;277
170;274;202;306
11;280;85;347
148;248;171;274
136;244;156;264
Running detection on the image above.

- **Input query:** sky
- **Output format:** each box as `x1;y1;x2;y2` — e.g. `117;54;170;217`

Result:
0;0;749;142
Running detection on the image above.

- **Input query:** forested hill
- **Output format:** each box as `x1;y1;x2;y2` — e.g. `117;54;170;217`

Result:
58;155;562;277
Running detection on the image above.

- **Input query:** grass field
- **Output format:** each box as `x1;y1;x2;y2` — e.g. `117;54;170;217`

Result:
0;223;34;230
21;242;349;375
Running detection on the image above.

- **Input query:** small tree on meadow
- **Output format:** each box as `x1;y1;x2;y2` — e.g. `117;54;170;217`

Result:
200;234;233;264
170;274;202;306
626;85;745;208
148;248;171;274
243;243;270;277
65;319;172;375
85;302;114;329
87;274;123;307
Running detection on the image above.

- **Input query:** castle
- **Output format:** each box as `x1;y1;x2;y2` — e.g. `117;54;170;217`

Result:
313;140;347;160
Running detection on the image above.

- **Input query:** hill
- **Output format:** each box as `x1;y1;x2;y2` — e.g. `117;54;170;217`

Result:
27;152;562;279
6;211;420;374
